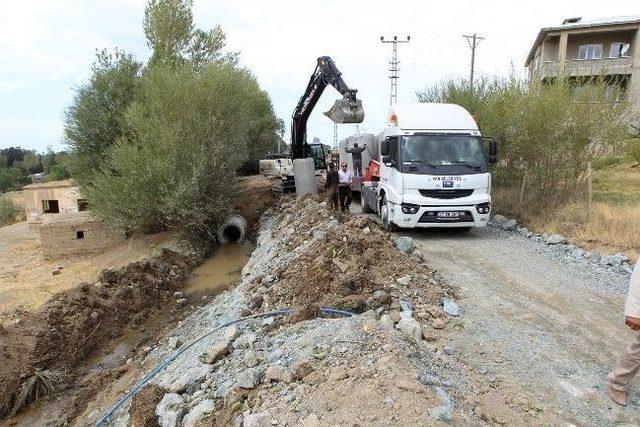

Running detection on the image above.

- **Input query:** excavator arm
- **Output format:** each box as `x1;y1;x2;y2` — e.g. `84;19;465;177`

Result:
291;56;364;161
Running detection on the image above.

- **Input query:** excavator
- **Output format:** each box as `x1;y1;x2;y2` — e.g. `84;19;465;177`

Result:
266;56;364;193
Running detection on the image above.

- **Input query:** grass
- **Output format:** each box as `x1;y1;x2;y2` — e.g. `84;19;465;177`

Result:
9;369;66;417
0;196;25;226
494;158;639;260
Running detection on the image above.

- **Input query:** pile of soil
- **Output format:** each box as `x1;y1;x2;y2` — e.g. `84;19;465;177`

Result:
250;197;454;322
0;245;206;420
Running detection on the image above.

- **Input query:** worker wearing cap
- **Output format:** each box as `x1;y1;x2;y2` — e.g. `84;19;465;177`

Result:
608;257;640;406
324;162;339;211
337;162;353;212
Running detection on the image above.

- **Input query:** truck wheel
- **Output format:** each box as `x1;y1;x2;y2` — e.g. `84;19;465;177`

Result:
380;196;398;232
361;196;373;214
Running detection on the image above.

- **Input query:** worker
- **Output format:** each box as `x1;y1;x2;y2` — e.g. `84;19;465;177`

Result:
324;162;339;211
608;257;640;406
338;162;353;212
345;142;367;177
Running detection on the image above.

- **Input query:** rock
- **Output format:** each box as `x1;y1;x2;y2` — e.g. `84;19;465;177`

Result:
429;387;454;422
396;313;422;340
396;275;412;286
545;234;566;245
501;219;517;231
244;350;260;368
601;253;629;267
570;248;584;258
90;311;100;320
443;346;455;355
182;399;215;427
432;318;446;330
243;411;271;427
234;331;257;349
202;325;238;364
156;393;186;427
442;299;460;317
237;367;264;389
419;372;442;386
491;214;506;225
379;314;394;329
363;227;371;234
290;359;313;380
395;236;414;254
175;298;188;306
399;299;413;312
264;365;293;383
260;274;276;287
389;310;401;323
332;258;349;273
168;336;182;350
173;291;184;298
51;269;61;276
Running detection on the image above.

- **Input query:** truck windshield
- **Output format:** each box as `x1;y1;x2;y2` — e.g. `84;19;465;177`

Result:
401;134;486;167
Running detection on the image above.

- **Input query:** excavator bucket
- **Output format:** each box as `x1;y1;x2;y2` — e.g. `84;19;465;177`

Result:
324;96;365;124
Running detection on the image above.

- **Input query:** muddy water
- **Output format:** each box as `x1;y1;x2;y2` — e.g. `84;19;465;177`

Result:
184;242;254;294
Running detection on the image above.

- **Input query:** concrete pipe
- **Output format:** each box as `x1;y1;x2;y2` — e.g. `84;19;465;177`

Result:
217;214;247;244
293;157;317;198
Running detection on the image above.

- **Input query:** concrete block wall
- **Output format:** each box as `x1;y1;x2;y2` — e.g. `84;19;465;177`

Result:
23;185;82;224
40;219;123;259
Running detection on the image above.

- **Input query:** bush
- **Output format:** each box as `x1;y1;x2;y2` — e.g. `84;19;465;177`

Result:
417;76;630;215
81;63;273;236
0;197;25;226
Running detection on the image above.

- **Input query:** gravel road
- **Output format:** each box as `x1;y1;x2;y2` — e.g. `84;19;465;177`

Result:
408;225;639;425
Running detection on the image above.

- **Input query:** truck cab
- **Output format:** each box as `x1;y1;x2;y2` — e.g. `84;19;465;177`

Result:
359;103;497;230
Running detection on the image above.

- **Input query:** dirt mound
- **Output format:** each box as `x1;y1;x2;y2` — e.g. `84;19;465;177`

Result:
251;197;453;323
0;245;206;419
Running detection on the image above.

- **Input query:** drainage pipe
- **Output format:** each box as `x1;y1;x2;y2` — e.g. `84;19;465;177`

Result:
216;214;247;244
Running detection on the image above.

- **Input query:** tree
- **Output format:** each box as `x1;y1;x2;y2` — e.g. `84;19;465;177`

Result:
83;63;272;235
144;0;236;68
64;49;141;176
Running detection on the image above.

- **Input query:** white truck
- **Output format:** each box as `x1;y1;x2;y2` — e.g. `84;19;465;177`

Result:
340;103;497;230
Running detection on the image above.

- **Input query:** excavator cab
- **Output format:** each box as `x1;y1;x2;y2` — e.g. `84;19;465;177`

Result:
307;143;327;171
324;93;365;124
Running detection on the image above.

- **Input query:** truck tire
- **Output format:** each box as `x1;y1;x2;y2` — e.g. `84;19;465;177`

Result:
380;196;398;232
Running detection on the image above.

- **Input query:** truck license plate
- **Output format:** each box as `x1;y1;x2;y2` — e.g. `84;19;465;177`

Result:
443;180;454;188
437;211;461;218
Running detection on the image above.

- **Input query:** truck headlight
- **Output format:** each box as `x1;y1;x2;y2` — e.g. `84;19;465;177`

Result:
401;204;420;214
476;202;491;214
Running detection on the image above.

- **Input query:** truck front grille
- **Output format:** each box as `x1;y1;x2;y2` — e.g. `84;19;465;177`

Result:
418;210;475;223
419;189;474;199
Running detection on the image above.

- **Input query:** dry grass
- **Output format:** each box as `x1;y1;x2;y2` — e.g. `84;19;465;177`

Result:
9;369;66;417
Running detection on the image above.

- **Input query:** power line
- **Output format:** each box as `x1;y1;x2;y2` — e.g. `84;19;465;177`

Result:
462;33;485;92
380;35;410;105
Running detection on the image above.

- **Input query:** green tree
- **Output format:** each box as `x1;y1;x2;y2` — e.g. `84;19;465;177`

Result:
144;0;236;68
83;63;270;235
64;49;141;176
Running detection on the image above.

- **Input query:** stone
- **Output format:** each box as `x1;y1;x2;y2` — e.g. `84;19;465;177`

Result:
290;359;314;380
244;350;260;367
363;227;371;234
173;291;184;298
545;234;566;245
442;299;460;317
182;399;215;427
443;346;455;355
491;214;506;225
51;269;61;276
233;331;257;349
156;393;186;427
570;248;584;258
90;311;100;320
501;219;517;231
432;318;446;330
396;275;412;286
167;337;184;350
388;310;401;323
429;387;454;422
237;367;264;389
243;411;272;427
202;326;238;364
601;253;629;267
396;313;422;340
175;298;188;306
395;236;414;254
379;314;394;329
419;372;442;386
399;299;413;312
264;365;293;383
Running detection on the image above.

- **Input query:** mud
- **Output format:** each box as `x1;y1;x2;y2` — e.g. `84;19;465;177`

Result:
184;243;253;295
0;243;209;420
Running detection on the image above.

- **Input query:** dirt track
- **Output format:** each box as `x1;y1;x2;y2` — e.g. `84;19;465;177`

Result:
409;226;639;425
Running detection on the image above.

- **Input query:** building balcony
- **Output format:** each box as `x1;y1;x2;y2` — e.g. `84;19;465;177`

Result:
539;56;633;78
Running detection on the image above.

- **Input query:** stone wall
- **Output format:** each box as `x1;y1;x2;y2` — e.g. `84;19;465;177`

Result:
23;182;82;224
40;215;123;259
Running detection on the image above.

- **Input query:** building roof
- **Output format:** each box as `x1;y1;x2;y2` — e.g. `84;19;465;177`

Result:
22;179;76;190
525;15;640;66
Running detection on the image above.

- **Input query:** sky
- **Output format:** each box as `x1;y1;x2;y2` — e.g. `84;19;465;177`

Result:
1;0;640;153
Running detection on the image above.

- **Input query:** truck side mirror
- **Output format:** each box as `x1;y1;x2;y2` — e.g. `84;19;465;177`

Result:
483;137;498;165
382;155;395;167
381;136;396;156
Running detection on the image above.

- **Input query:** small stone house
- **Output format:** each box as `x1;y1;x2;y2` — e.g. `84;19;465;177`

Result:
22;179;88;224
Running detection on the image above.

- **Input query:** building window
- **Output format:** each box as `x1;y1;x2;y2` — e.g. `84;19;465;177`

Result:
42;200;60;214
77;199;89;211
76;231;85;239
609;42;630;58
578;44;603;60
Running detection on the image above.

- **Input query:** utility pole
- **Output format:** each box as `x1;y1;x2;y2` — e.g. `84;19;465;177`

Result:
463;33;485;92
333;122;338;149
381;35;410;105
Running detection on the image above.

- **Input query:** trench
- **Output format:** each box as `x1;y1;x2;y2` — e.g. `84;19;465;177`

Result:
183;242;254;295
